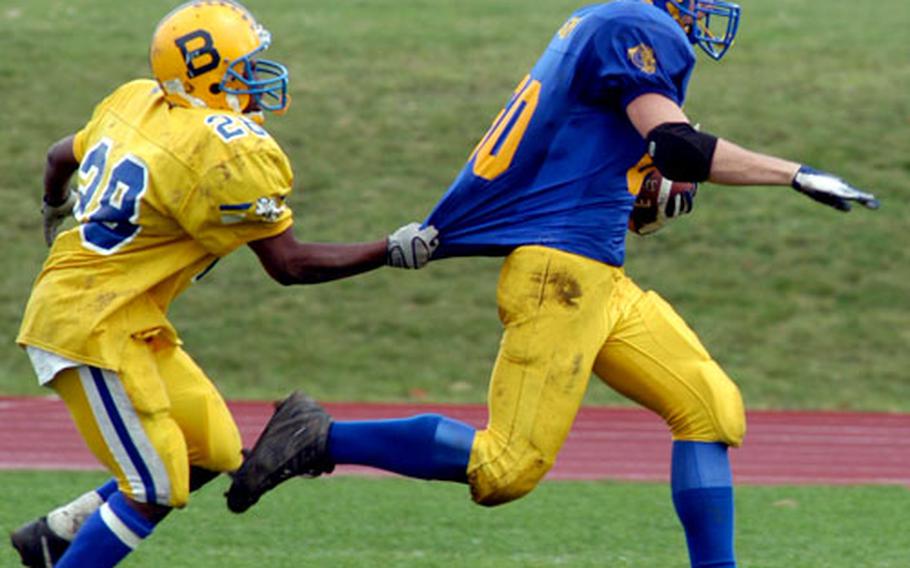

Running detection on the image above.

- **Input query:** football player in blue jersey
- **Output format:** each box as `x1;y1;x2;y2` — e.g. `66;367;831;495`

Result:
227;2;879;567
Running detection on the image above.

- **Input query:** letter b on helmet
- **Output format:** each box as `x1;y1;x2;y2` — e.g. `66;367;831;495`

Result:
174;30;221;79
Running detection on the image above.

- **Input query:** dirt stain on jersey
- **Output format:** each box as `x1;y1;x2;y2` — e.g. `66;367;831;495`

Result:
90;291;120;312
214;163;232;182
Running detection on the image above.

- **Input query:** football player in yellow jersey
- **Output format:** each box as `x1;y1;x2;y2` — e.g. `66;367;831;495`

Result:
9;2;437;567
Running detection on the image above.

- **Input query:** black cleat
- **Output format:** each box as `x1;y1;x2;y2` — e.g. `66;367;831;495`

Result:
10;516;70;568
225;391;334;513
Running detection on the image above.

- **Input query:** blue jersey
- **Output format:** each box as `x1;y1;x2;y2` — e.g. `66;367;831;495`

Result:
425;1;695;266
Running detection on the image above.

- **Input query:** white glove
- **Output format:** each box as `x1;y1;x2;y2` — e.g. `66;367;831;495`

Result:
387;222;439;269
791;166;880;212
42;191;77;247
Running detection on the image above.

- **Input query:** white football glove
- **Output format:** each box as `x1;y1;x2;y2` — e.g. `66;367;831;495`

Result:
42;191;78;247
386;222;439;269
791;166;880;212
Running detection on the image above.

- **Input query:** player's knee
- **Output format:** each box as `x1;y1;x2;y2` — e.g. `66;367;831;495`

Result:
668;365;746;447
468;436;554;507
471;454;553;507
190;428;243;474
166;479;191;508
205;443;244;473
712;379;745;447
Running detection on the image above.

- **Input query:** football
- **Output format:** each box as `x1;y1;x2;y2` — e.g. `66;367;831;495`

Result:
629;168;697;235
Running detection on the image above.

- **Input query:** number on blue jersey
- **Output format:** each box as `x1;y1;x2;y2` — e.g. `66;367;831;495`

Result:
471;75;541;181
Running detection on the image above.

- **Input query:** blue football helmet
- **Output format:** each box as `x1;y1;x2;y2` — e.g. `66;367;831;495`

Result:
654;0;741;60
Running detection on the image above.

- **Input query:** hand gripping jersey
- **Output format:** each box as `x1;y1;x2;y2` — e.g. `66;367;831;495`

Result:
425;1;695;266
18;80;294;378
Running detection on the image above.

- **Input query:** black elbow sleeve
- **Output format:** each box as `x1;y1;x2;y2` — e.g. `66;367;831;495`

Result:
645;122;718;183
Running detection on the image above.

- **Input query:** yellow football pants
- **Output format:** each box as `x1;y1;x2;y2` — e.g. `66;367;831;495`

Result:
467;246;745;506
51;339;243;507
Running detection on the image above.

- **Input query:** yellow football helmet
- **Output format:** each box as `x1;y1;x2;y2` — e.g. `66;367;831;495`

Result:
149;1;289;115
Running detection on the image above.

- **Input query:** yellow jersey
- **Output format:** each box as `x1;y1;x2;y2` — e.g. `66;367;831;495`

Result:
18;79;294;372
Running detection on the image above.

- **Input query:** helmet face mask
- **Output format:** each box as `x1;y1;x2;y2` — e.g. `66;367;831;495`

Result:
150;1;289;115
659;0;741;61
222;42;290;113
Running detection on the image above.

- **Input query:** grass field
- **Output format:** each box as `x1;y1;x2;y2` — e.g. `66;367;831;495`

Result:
2;471;909;567
1;1;909;567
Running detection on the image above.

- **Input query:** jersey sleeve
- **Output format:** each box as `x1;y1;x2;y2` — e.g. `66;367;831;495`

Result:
177;148;295;257
583;14;695;109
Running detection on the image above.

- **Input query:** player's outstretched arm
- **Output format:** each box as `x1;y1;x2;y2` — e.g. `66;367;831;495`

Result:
709;140;880;211
626;94;880;212
42;135;80;246
249;222;438;285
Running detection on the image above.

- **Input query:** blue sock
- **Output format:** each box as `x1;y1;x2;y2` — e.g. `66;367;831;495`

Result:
96;478;119;502
56;492;156;568
328;414;475;482
671;441;736;568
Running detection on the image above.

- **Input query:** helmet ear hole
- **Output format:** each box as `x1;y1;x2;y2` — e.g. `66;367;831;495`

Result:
209;83;222;95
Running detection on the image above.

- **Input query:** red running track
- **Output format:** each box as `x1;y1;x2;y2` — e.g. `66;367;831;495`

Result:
1;396;908;486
